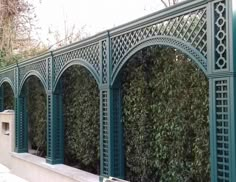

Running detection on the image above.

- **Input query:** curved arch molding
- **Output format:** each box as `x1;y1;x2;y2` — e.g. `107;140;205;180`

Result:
111;36;208;85
19;71;48;95
1;0;235;181
53;59;100;91
0;78;15;96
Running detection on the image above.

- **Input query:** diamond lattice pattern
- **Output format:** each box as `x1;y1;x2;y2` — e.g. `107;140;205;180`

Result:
111;8;207;72
19;60;47;88
0;69;15;88
53;43;100;82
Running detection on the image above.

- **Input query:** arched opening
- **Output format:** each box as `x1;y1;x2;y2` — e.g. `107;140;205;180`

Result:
116;45;209;181
20;76;47;157
1;82;14;110
56;64;100;174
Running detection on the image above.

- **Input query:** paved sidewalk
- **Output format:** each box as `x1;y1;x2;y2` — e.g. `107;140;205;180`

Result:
0;164;28;182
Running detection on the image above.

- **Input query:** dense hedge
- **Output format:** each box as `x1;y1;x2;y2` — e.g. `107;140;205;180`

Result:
3;46;209;181
27;77;47;157
3;77;47;157
3;82;14;109
122;47;209;182
62;66;100;174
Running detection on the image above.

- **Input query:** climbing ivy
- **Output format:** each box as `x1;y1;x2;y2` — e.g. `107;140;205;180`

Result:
27;77;47;157
122;46;209;182
12;46;209;181
63;66;100;174
3;82;14;109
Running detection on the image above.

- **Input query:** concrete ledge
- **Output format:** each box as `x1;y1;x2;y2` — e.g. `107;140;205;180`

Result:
11;152;99;182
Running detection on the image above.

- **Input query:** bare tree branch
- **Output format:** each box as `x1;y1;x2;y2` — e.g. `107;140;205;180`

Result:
160;0;179;7
0;0;40;62
161;0;168;8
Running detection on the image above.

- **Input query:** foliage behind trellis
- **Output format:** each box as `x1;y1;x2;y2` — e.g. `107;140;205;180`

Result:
3;82;14;109
26;46;209;180
0;44;212;181
62;66;100;174
0;0;234;181
27;76;47;157
122;46;209;182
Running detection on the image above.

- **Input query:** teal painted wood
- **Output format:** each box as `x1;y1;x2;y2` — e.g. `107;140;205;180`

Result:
46;53;64;164
46;90;64;164
52;80;64;164
15;94;28;153
229;1;236;182
111;80;125;179
0;66;16;97
0;0;235;181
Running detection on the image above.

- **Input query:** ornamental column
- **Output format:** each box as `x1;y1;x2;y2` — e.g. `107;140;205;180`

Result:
46;53;64;164
99;33;125;181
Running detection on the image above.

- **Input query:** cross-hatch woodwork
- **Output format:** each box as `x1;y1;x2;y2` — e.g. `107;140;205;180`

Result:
0;0;235;181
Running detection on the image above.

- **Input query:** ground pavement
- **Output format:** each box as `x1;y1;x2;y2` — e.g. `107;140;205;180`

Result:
0;164;28;182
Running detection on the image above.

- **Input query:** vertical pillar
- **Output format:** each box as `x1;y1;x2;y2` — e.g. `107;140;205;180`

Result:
100;85;124;180
15;92;28;153
209;0;236;181
111;81;125;179
230;1;236;181
14;65;28;153
209;78;233;182
100;33;125;181
46;53;64;164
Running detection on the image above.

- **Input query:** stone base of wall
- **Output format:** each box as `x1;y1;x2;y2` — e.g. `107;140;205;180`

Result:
11;153;99;182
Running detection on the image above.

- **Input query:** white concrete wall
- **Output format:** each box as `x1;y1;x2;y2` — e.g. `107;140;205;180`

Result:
0;110;15;168
0;110;99;182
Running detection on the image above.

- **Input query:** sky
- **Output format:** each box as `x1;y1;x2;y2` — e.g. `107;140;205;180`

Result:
29;0;166;47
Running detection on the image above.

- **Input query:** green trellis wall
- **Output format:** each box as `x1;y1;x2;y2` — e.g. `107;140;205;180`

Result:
0;0;235;181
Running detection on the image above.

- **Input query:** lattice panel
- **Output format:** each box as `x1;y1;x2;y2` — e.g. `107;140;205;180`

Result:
111;8;207;72
113;88;122;177
54;94;60;159
215;80;230;181
54;93;63;160
15;98;18;150
102;90;109;176
19;97;24;149
47;94;52;158
48;57;52;90
0;69;15;88
17;96;27;151
53;43;100;82
102;40;108;84
214;1;227;70
14;69;18;94
19;60;47;87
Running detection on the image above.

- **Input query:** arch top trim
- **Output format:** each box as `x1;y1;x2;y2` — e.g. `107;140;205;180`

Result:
111;35;208;85
53;58;100;92
19;70;48;95
0;77;15;96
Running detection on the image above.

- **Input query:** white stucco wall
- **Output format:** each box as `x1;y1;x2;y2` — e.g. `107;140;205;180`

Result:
0;110;99;182
0;110;15;168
